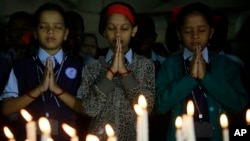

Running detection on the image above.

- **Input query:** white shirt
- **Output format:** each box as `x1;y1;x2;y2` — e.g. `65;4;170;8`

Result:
105;48;133;64
183;47;209;63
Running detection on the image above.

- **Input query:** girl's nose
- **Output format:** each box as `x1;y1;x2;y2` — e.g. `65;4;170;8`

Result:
48;27;54;34
192;31;198;39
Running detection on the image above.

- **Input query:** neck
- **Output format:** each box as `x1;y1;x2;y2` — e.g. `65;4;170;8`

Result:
45;48;61;56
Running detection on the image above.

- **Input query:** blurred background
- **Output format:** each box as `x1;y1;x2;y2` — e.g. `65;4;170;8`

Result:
1;0;250;49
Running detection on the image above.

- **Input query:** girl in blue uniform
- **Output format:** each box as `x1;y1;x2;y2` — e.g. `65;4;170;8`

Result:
0;3;89;141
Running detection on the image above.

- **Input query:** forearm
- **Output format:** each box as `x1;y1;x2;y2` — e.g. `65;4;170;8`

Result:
56;91;86;115
2;86;41;116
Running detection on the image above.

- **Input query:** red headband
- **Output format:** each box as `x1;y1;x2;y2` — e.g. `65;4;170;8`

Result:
106;4;135;25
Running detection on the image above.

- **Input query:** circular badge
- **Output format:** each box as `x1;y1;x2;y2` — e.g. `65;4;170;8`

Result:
65;67;77;79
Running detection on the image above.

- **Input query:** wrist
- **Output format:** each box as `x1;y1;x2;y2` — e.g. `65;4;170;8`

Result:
27;89;37;99
119;70;131;77
54;89;66;96
107;67;117;77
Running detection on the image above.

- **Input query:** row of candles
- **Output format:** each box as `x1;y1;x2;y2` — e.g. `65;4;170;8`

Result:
3;109;117;141
3;94;148;141
175;100;250;141
4;94;250;141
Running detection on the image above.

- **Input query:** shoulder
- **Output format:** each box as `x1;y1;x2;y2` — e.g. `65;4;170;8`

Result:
84;57;104;70
13;55;34;67
162;53;183;66
133;53;154;66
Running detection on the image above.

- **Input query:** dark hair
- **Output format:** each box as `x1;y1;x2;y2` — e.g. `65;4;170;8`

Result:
33;2;67;28
8;11;33;29
176;2;214;30
65;10;85;33
98;1;137;36
136;14;157;38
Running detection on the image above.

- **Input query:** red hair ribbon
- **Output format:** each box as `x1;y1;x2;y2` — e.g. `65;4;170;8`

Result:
21;32;33;45
171;7;182;23
213;15;222;21
106;4;135;25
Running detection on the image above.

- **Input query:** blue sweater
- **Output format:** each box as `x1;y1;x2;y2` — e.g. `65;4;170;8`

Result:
13;55;83;141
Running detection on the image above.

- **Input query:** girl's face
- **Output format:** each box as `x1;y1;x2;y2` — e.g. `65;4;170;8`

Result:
177;13;214;52
35;10;68;54
103;13;137;53
81;36;97;57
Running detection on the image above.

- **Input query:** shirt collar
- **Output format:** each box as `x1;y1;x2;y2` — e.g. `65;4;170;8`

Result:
105;48;133;64
38;47;64;66
183;47;209;63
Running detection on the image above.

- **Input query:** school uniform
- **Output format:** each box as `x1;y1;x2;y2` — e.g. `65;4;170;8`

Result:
156;47;248;141
78;48;155;141
1;47;85;141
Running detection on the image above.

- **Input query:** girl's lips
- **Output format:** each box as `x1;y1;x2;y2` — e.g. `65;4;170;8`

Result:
191;42;200;46
47;37;56;41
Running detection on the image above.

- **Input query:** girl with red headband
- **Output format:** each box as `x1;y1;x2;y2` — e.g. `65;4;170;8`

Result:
77;1;155;140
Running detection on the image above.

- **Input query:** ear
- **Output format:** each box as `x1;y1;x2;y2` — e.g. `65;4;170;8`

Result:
176;29;181;41
33;29;37;39
103;31;107;38
131;26;138;37
64;28;69;40
209;27;214;39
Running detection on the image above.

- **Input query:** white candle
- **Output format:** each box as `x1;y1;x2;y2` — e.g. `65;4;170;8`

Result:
182;100;196;141
85;134;99;141
220;113;229;141
20;109;36;141
3;126;16;141
62;123;79;141
38;117;51;141
138;94;148;141
246;109;250;125
175;116;183;141
105;124;117;141
134;104;143;141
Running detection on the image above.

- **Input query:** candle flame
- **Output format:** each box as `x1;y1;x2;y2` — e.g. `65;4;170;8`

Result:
134;104;143;116
105;124;115;137
138;95;147;109
187;100;194;116
38;117;51;134
20;109;32;122
62;123;76;137
47;138;54;141
220;113;228;128
3;126;14;139
86;134;99;141
246;109;250;124
175;116;182;129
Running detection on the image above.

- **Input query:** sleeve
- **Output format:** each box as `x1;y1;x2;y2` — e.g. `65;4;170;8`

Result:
201;59;249;113
0;69;19;100
80;62;115;117
156;58;199;114
120;59;155;113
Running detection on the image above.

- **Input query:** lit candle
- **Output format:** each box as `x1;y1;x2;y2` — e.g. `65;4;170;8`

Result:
134;104;143;141
62;123;79;141
105;124;117;141
3;126;16;141
246;109;250;125
220;113;229;141
182;100;196;141
20;109;36;141
85;134;99;141
175;116;183;141
138;94;148;141
38;117;51;141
